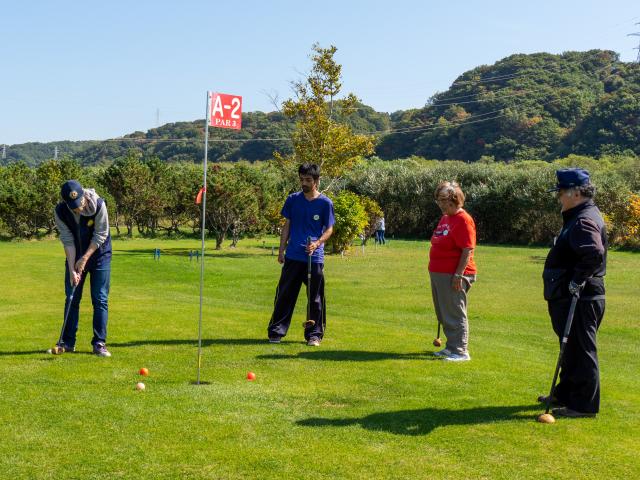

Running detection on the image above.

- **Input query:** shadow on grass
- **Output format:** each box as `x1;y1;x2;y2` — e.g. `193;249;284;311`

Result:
108;338;290;348
297;404;539;436
0;338;288;356
257;350;440;362
0;349;94;357
0;350;47;356
112;248;253;259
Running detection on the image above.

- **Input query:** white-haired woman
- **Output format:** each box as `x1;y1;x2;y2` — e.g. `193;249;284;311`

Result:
428;181;477;361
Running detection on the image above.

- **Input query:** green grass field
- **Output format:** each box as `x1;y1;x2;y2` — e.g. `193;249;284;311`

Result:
0;237;638;479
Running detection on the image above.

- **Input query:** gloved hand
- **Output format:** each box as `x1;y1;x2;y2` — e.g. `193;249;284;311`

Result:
568;280;585;297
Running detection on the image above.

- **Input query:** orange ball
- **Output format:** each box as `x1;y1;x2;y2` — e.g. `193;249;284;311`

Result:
247;372;256;381
139;368;149;376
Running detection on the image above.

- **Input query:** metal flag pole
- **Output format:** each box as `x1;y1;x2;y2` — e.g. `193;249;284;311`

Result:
197;91;211;385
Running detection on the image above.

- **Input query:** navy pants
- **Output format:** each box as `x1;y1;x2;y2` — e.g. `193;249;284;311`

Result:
268;258;326;341
548;298;605;414
63;263;111;348
375;230;386;244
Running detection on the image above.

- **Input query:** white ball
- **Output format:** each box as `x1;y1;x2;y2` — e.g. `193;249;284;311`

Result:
46;349;52;354
135;382;146;391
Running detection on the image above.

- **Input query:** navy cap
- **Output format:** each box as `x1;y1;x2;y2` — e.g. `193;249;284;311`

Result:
548;168;591;192
60;180;84;209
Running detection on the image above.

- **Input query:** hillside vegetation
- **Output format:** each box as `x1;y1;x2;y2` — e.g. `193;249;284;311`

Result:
3;50;638;166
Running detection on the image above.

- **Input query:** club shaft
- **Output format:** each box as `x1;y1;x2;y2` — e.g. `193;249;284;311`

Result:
545;294;579;413
58;284;77;346
307;237;312;323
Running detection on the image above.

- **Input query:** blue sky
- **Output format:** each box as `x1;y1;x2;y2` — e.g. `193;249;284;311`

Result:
1;0;638;144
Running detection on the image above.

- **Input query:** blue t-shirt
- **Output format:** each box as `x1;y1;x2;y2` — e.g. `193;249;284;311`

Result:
282;191;335;263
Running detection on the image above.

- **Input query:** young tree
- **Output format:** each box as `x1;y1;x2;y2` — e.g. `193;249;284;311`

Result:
0;162;39;237
162;162;201;235
326;191;368;254
205;164;260;249
102;150;151;236
34;157;83;234
275;44;374;192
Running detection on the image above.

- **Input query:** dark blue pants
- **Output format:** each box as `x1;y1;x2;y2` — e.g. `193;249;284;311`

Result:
548;298;605;413
375;230;385;244
63;263;111;348
268;258;326;340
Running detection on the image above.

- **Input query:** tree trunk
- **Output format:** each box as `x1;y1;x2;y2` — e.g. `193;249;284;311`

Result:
215;232;225;250
230;225;240;248
114;210;121;236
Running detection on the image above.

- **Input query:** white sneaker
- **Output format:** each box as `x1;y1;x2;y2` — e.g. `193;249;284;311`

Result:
433;348;452;357
444;352;471;362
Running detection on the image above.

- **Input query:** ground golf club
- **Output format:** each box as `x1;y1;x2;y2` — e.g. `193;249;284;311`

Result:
433;321;442;347
302;236;315;329
49;282;78;355
537;293;580;424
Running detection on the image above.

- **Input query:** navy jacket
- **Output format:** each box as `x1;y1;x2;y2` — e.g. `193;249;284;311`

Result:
55;198;112;269
544;200;607;299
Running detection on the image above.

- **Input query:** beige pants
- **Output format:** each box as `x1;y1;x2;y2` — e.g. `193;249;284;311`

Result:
429;271;476;355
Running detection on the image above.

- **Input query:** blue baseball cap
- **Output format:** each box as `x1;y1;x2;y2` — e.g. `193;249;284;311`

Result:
548;168;591;192
60;180;84;209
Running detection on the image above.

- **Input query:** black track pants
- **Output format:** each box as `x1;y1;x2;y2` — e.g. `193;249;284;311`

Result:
548;298;605;413
268;258;326;341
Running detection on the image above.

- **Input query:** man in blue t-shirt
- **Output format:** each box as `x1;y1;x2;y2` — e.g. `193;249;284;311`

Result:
267;163;335;346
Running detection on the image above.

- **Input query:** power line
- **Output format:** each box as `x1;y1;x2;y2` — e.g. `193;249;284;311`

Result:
362;61;616;137
6;53;619;150
333;51;618;114
62;60;615;148
98;136;292;143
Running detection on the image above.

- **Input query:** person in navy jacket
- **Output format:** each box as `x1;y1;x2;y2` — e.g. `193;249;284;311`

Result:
540;168;607;417
54;180;112;357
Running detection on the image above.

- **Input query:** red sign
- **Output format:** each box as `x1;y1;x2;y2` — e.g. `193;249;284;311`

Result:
209;92;242;130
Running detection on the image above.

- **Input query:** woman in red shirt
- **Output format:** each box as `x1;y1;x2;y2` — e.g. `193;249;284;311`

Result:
428;181;477;361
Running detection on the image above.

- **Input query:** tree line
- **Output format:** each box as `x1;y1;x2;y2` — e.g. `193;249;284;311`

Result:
1;153;638;250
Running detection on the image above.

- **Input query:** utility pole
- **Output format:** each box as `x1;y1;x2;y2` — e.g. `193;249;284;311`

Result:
1;145;6;160
54;145;58;160
629;22;640;63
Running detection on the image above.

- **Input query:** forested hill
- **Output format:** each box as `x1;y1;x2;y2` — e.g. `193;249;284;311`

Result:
377;50;640;161
3;50;639;166
2;105;391;166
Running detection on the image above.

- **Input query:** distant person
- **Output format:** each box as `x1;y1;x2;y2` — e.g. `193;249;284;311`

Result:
53;180;112;357
267;164;335;346
428;181;477;361
540;168;607;418
375;216;386;245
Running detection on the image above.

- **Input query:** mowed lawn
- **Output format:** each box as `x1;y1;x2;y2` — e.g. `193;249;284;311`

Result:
0;237;638;480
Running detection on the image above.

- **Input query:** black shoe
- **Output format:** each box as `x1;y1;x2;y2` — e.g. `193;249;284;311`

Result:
552;407;596;418
537;394;564;407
